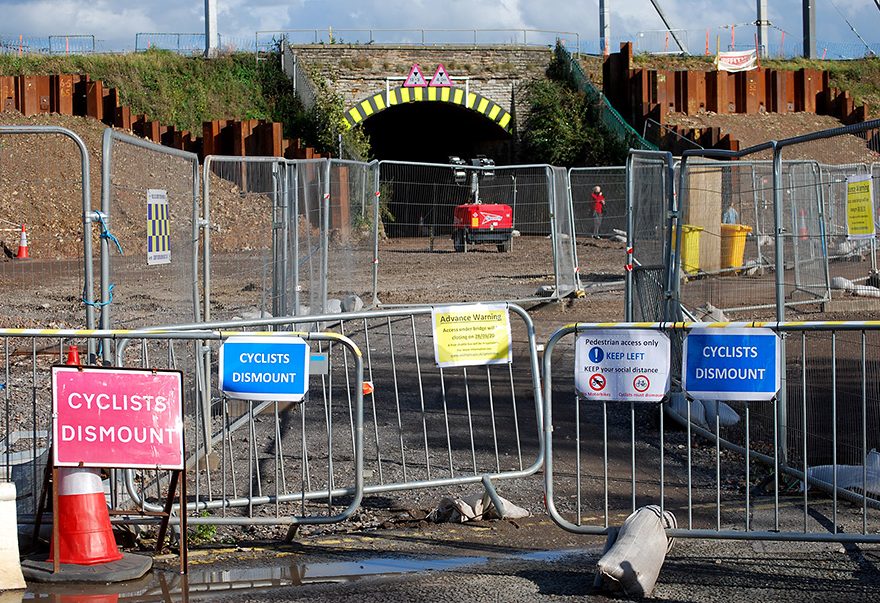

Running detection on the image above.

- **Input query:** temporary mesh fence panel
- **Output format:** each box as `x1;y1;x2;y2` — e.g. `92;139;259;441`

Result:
326;160;377;306
569;167;626;239
818;163;877;277
375;161;571;303
551;166;579;297
677;159;832;316
290;159;330;314
104;133;200;329
627;154;670;322
0;128;94;331
203;157;279;321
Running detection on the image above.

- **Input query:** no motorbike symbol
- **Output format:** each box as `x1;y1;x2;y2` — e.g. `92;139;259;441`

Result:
633;375;650;393
589;373;607;392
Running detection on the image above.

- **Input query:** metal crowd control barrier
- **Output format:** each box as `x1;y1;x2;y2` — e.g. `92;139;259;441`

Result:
543;320;880;543
137;303;544;516
1;328;364;528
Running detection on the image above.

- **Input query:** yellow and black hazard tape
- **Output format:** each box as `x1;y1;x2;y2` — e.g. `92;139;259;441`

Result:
343;86;512;132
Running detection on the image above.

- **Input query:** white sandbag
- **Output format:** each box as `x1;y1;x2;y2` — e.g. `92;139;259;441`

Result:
851;285;880;298
700;399;740;427
427;492;530;523
597;505;676;598
831;276;855;291
804;449;880;495
0;482;25;591
668;392;707;428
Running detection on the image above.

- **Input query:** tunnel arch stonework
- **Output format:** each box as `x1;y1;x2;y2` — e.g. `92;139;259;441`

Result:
344;86;513;133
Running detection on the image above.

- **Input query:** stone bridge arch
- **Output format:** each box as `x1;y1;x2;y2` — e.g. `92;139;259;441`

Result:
343;85;513;133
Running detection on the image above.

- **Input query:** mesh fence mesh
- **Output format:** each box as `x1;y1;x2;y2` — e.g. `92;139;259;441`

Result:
628;154;670;322
0;131;91;330
105;138;200;329
569;166;626;239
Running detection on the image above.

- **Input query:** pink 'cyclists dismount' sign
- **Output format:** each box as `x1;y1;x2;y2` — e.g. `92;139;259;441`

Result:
52;366;184;470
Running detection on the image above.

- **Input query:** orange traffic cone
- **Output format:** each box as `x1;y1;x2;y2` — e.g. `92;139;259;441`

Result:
15;224;29;259
798;208;809;241
49;468;122;565
65;345;81;366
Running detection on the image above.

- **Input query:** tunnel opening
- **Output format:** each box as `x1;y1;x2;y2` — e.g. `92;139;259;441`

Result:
361;101;515;237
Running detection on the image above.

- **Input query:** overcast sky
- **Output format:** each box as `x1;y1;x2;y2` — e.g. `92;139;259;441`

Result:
2;1;878;56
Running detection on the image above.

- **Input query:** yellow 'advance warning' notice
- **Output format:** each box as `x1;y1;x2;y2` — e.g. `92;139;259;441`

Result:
431;303;512;367
846;174;875;239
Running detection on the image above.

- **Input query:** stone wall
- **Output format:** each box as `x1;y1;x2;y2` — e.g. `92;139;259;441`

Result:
289;45;552;132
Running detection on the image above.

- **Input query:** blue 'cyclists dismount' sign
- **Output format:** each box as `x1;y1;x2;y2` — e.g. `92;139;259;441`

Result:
682;328;780;401
219;336;310;402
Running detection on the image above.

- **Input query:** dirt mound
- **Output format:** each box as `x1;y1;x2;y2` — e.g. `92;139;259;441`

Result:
0;111;269;261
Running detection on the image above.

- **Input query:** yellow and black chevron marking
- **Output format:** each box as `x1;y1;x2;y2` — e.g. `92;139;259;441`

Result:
343;86;512;133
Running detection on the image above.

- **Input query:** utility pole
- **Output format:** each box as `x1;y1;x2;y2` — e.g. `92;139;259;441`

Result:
205;0;219;58
599;0;611;56
756;0;769;57
803;0;816;59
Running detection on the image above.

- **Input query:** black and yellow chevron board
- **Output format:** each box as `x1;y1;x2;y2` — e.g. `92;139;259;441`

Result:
343;86;512;132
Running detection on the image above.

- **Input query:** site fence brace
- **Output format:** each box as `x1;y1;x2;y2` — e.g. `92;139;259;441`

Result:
543;320;880;544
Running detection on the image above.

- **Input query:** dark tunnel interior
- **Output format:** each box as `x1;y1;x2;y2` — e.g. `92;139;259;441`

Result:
361;100;513;164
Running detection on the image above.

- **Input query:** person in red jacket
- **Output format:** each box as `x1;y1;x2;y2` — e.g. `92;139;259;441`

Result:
591;185;605;239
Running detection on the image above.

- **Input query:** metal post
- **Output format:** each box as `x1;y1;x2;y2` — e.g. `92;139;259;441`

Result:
547;166;562;300
100;129;113;363
756;0;770;56
204;0;219;57
371;162;381;307
291;162;301;315
322;160;331;313
772;144;788;464
599;0;611;56
802;0;816;59
624;153;635;321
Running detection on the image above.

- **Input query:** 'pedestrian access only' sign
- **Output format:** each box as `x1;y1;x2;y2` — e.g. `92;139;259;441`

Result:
575;329;670;402
683;328;780;401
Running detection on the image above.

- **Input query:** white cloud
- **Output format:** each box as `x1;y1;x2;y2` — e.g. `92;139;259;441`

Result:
0;0;877;54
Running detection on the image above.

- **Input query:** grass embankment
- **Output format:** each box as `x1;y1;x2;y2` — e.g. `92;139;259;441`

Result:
0;50;370;157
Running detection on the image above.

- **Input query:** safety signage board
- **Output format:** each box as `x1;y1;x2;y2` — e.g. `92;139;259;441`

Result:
846;174;875;239
219;336;310;401
683;328;780;401
431;303;512;368
575;329;670;401
52;366;184;469
147;188;171;265
404;63;428;87
429;64;453;86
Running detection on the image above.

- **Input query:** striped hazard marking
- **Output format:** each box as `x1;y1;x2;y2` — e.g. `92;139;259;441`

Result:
343;86;512;133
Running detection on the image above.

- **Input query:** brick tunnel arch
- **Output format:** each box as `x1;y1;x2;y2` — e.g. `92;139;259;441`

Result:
343;86;512;133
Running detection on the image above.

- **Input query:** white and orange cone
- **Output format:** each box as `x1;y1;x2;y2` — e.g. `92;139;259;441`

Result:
15;224;29;260
49;467;122;566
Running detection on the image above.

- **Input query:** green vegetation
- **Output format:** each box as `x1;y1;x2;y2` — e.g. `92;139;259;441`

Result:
0;49;370;158
520;55;629;167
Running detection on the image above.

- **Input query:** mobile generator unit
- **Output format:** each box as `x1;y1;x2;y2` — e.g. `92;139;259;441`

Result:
450;156;513;253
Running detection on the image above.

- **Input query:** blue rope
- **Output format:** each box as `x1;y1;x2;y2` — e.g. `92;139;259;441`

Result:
95;212;123;255
83;283;115;308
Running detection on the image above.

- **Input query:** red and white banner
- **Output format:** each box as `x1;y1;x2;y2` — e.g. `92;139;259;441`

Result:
715;50;757;72
52;366;184;470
